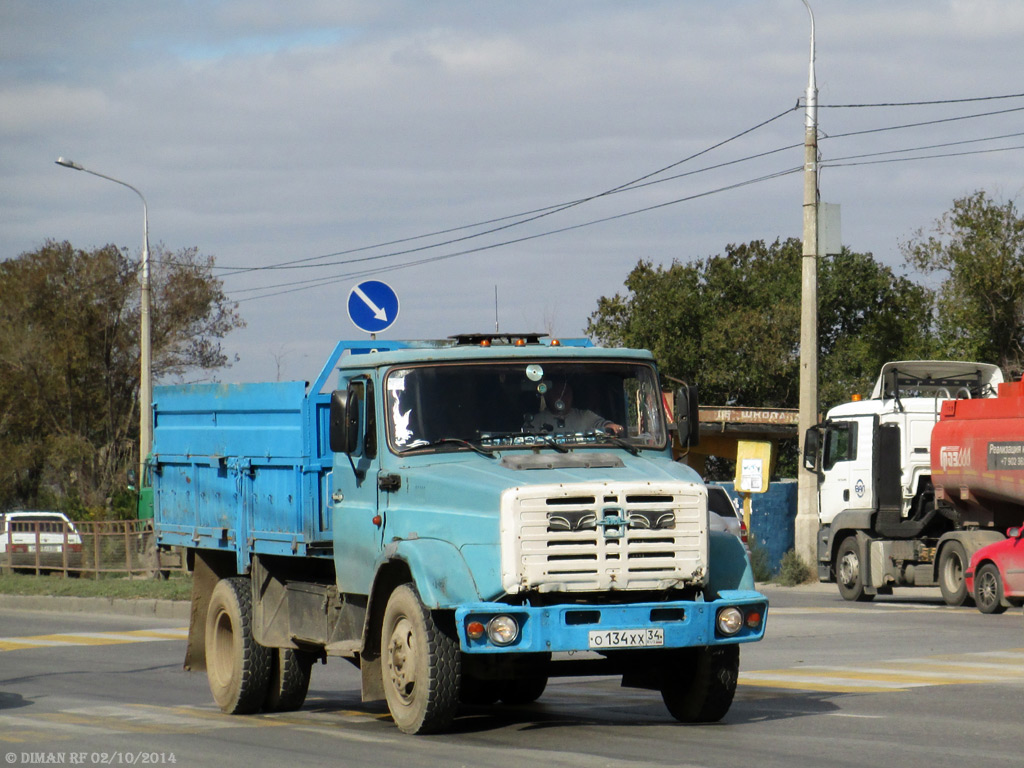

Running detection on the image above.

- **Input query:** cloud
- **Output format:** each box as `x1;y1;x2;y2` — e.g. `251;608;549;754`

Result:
4;0;1024;382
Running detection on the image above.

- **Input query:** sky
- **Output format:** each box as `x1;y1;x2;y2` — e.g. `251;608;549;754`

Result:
3;1;1023;384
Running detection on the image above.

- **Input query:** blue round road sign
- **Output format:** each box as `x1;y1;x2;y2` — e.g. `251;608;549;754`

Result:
347;280;400;334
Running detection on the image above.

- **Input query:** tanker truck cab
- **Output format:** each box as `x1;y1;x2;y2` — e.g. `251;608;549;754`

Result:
804;361;1004;602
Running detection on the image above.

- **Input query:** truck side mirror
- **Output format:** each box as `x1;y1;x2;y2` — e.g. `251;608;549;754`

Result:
802;428;821;472
329;388;360;454
1008;526;1022;539
674;385;700;448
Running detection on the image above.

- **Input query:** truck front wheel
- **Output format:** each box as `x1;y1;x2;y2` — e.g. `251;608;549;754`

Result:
938;542;972;607
205;577;271;714
381;584;460;734
974;564;1007;615
660;645;739;723
836;537;873;602
499;675;548;705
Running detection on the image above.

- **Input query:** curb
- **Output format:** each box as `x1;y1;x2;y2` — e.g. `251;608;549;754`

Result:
0;594;190;621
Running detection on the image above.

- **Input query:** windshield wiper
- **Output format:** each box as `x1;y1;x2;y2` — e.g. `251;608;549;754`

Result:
584;432;641;456
399;437;496;459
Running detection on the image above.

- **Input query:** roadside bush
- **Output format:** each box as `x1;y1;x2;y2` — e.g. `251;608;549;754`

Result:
748;536;773;582
775;549;815;586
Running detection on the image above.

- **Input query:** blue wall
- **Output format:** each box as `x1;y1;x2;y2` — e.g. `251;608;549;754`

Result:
714;479;797;576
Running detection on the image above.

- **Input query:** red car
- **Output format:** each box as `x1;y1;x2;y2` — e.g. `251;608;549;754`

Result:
966;524;1024;614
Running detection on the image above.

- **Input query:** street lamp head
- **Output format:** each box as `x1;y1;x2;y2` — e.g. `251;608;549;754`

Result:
55;157;84;171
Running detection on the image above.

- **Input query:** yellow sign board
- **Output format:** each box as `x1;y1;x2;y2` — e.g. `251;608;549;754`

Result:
734;439;772;494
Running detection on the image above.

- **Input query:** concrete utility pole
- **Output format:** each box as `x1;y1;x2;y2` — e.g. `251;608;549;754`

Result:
55;158;153;485
794;0;820;567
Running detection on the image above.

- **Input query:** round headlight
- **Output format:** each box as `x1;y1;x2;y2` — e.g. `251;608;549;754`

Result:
486;615;520;646
716;607;743;636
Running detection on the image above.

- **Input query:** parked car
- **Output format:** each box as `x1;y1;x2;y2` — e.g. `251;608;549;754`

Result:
707;485;748;550
0;511;83;572
965;523;1024;614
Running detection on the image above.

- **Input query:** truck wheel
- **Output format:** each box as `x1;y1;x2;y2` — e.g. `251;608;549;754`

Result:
974;564;1007;615
499;675;548;705
835;537;874;602
263;648;314;712
660;645;739;723
938;542;972;607
205;577;271;714
381;584;460;734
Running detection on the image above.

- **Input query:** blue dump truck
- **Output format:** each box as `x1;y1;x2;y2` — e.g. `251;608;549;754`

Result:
152;333;766;734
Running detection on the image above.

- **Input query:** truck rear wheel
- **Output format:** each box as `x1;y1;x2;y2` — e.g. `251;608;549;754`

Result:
974;563;1007;614
205;577;271;714
381;584;460;734
835;537;874;602
938;542;972;607
660;645;739;723
263;648;314;712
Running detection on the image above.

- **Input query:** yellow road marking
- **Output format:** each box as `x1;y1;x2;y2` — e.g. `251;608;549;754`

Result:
0;628;188;652
740;648;1024;693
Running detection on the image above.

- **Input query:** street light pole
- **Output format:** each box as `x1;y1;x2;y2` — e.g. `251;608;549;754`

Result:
55;158;152;484
794;0;820;568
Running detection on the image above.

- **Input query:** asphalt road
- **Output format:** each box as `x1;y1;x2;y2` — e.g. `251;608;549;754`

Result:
1;585;1022;768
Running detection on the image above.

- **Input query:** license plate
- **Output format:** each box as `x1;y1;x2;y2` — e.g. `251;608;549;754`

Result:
29;545;61;553
588;628;664;649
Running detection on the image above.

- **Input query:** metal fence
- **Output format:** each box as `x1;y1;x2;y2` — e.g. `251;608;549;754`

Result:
0;519;186;578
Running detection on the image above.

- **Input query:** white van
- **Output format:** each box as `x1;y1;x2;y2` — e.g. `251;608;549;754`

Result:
0;511;83;571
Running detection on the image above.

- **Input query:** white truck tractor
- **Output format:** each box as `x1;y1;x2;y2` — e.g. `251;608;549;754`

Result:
803;361;1005;604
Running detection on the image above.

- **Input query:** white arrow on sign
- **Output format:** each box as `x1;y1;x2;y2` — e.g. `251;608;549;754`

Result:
352;284;388;322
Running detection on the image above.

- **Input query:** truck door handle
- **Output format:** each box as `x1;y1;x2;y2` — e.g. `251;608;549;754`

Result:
378;473;401;492
843;490;849;502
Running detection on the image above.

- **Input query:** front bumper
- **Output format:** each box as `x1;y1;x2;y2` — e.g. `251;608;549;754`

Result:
455;589;767;654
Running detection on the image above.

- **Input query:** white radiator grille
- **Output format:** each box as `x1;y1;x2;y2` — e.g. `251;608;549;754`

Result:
500;481;707;593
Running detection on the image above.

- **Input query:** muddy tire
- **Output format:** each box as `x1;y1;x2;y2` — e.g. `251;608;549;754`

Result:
381;584;460;734
661;645;739;723
499;675;548;705
938;542;972;607
263;648;314;712
205;577;271;714
836;536;874;602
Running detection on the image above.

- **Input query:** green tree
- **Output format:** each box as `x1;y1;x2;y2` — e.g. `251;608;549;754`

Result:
588;238;931;411
0;240;244;516
902;191;1024;375
817;249;934;407
587;238;933;476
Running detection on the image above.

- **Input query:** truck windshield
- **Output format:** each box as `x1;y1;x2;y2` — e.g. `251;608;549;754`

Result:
385;360;666;453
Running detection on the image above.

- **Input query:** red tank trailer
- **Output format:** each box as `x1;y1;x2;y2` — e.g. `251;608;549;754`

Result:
933;378;1024;613
932;379;1024;528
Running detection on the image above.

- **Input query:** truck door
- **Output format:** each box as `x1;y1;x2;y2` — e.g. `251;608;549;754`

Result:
331;376;382;595
818;417;873;524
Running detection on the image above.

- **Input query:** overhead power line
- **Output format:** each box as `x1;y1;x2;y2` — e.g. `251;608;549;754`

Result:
178;90;1024;302
817;91;1024;108
234;166;803;303
213;106;799;278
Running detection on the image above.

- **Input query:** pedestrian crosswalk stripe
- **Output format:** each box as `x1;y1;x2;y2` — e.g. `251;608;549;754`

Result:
0;627;188;652
740;648;1024;693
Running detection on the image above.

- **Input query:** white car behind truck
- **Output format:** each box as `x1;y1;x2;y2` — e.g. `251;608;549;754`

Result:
0;510;83;572
803;361;1006;604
